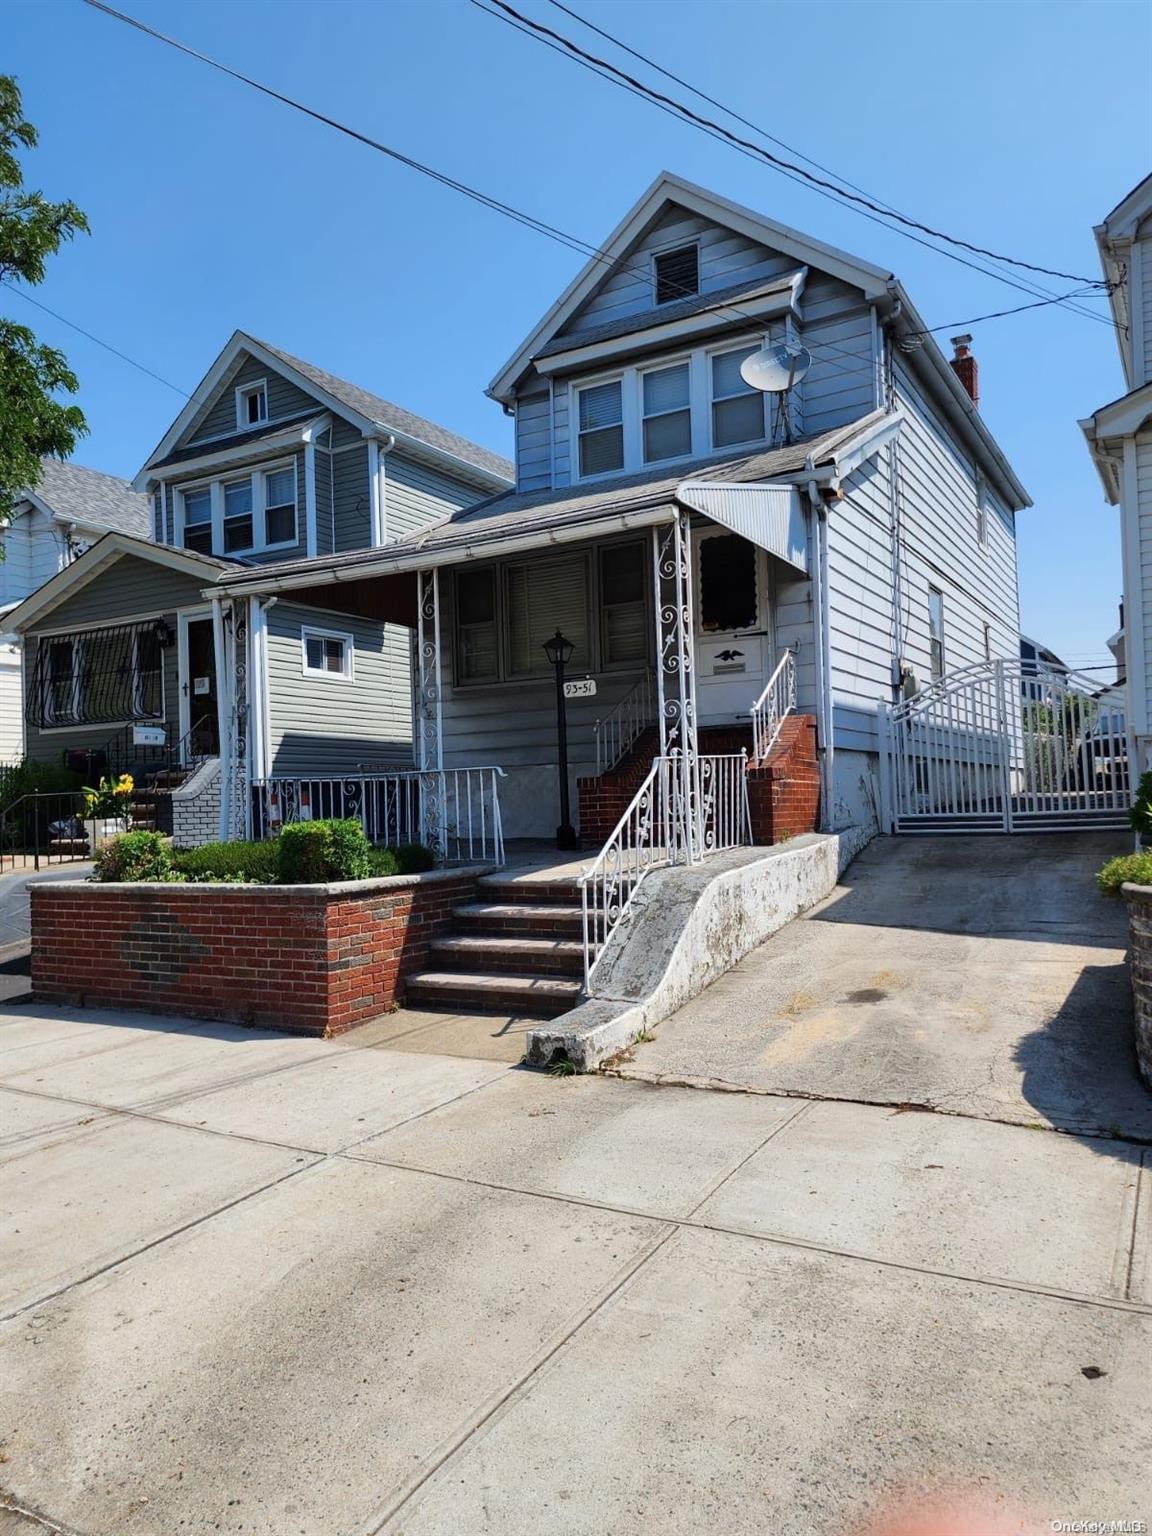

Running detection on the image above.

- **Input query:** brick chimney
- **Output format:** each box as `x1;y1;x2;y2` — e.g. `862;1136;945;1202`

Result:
949;333;979;407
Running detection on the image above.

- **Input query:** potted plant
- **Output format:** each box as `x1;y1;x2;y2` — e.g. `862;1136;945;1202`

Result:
82;773;135;848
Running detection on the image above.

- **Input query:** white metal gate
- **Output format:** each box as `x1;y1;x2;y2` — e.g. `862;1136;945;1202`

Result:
878;659;1129;834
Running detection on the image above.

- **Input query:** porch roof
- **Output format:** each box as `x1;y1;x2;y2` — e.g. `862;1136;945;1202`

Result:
212;411;888;603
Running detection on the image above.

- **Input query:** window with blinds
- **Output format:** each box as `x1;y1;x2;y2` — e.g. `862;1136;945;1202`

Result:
712;346;766;449
600;542;647;665
577;381;624;477
223;478;254;553
264;466;297;547
642;363;691;463
182;486;212;554
654;244;699;305
455;568;499;682
506;555;590;676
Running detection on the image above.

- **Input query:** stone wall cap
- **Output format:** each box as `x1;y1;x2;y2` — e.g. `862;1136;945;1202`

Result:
30;863;494;897
1121;882;1152;897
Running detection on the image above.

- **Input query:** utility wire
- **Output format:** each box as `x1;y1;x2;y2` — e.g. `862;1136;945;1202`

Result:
473;0;1114;326
903;286;1107;338
542;0;1112;328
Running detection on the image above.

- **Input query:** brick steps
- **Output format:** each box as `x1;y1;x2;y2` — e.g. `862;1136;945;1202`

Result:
431;934;584;976
403;969;581;1017
452;901;585;938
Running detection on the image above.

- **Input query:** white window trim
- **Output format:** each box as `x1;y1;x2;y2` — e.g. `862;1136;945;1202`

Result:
571;332;770;482
175;458;299;557
235;378;269;430
651;239;700;307
36;621;169;734
301;625;355;683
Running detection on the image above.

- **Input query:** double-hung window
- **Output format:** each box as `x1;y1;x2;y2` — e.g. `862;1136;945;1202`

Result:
641;363;691;464
263;466;297;547
181;487;212;555
928;587;946;680
600;543;647;665
506;555;590;677
222;478;254;554
712;346;766;449
455;568;499;682
577;381;624;478
45;638;77;723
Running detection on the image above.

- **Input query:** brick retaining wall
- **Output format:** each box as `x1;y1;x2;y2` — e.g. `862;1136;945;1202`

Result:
30;869;483;1036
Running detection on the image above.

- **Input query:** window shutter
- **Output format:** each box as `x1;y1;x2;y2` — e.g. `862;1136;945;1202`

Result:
507;555;589;675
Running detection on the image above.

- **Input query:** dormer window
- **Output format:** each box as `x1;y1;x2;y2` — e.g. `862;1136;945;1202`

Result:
654;244;699;305
237;381;268;429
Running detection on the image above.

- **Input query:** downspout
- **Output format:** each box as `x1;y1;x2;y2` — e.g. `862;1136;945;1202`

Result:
211;596;232;842
368;433;397;548
804;464;834;832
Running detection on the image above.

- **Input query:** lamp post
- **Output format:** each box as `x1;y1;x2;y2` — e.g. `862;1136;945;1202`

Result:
543;629;578;851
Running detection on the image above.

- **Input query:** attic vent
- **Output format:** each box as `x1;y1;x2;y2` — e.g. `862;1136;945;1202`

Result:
654;244;699;305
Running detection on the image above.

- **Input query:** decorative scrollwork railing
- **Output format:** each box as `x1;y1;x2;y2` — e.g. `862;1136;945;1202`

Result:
250;765;506;865
750;648;796;764
594;670;654;775
579;753;750;988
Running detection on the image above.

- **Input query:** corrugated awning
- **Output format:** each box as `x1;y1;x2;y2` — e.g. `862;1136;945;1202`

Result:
676;482;808;573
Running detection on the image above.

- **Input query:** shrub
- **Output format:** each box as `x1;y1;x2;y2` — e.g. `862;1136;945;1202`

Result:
367;847;399;878
0;759;83;816
1097;851;1152;897
277;819;371;883
172;840;280;884
391;842;436;874
1131;772;1152;840
93;830;175;883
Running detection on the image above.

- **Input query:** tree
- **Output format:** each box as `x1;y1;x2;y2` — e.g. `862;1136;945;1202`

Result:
0;75;89;519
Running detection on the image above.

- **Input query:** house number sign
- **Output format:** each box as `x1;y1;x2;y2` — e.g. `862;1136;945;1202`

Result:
563;677;597;700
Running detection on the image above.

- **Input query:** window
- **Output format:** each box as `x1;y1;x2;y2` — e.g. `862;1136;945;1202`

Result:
506;555;589;677
181;486;212;554
642;363;692;463
30;622;165;728
577;381;624;477
133;628;163;717
237;382;268;428
222;478;254;553
46;638;76;723
263;466;297;547
302;627;353;681
976;479;989;548
928;587;946;679
455;568;499;682
654;244;699;305
712;346;766;449
983;622;992;662
699;534;758;632
600;543;647;665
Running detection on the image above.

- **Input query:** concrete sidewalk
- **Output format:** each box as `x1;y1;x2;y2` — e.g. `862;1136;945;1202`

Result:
0;989;1148;1534
617;832;1152;1141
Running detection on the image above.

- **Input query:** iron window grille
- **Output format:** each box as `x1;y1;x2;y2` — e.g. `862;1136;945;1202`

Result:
27;621;169;728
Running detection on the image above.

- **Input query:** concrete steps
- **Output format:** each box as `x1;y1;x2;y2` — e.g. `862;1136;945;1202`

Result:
404;872;588;1020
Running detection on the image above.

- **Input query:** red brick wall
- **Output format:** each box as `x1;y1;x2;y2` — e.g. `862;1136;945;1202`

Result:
746;714;820;843
30;872;480;1037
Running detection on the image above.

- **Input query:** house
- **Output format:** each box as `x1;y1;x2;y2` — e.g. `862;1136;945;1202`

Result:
1081;172;1152;775
0;459;152;762
5;331;512;838
210;173;1030;840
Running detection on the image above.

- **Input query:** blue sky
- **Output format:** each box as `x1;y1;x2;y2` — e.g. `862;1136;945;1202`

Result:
6;0;1150;670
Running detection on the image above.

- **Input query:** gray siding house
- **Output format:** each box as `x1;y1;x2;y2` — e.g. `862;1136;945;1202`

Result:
7;333;512;830
210;174;1029;841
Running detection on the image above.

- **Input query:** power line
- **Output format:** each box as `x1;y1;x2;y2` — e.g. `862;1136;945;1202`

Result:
473;0;1115;328
903;286;1107;338
542;0;1113;329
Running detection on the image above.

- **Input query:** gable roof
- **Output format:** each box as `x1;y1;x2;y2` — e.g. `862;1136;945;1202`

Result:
20;458;151;538
5;531;235;634
1094;173;1152;387
137;332;513;491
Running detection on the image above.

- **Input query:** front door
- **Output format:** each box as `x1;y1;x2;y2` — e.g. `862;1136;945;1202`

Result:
694;528;771;723
181;618;219;759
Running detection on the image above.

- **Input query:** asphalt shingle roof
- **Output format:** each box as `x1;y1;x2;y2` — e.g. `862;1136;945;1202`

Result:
26;459;151;537
253;340;515;485
147;411;325;472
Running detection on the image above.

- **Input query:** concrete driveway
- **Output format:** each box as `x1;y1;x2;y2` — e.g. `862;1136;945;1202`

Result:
619;832;1152;1140
1;972;1149;1532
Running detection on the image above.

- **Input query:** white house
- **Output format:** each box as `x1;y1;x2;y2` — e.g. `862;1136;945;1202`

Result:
1082;171;1152;776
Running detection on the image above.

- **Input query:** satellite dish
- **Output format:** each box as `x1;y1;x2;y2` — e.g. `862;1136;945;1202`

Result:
739;343;812;394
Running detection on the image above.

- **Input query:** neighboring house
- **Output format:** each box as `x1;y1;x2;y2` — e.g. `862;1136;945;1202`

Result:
5;331;512;833
209;173;1030;847
1020;634;1068;675
0;459;151;762
1082;172;1152;773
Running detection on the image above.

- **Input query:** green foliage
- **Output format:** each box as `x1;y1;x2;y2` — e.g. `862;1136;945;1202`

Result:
1129;772;1152;840
93;830;174;884
171;840;280;884
276;819;372;884
0;757;81;815
367;846;399;878
1096;851;1152;898
388;842;436;875
0;75;89;518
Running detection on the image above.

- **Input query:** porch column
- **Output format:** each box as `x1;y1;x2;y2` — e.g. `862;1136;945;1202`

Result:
415;569;445;857
215;597;251;843
651;512;699;860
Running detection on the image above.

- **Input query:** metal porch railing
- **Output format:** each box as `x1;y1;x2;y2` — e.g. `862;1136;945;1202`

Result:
750;649;797;764
594;670;655;775
251;765;506;865
579;753;750;987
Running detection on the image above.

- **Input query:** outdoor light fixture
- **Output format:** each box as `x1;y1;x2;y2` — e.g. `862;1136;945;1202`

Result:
543;629;579;851
154;619;176;649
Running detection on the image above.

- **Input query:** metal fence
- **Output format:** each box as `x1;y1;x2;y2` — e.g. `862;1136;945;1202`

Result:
0;792;109;874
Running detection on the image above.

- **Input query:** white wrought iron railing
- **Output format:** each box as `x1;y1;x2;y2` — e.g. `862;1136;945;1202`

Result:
579;753;750;987
750;649;797;764
251;765;506;865
594;670;655;775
